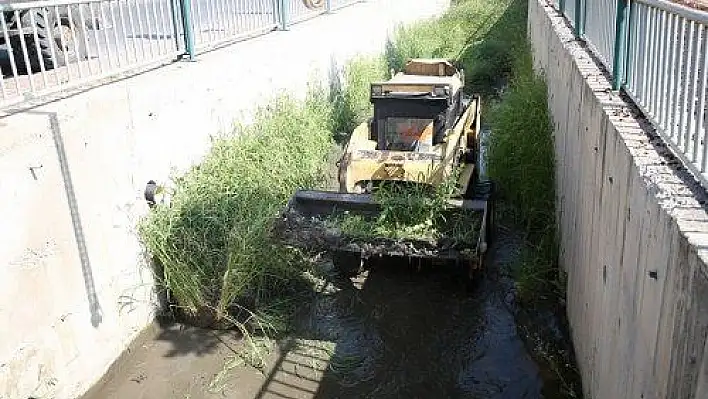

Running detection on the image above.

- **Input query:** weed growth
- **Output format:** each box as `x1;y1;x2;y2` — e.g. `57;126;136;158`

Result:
329;55;387;141
138;88;333;330
333;178;480;247
385;0;525;96
139;52;393;333
481;15;561;302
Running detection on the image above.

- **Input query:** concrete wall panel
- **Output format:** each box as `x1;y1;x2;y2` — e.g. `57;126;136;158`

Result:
529;0;708;397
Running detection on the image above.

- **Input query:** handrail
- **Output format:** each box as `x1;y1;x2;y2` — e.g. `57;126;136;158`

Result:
551;0;708;190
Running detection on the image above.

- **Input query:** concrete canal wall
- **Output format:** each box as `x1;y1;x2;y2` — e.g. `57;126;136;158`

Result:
528;0;708;397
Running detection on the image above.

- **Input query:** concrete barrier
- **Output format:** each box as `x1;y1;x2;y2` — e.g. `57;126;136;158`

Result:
0;1;449;397
529;0;708;397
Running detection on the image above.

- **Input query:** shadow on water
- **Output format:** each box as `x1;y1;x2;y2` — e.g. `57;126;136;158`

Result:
250;227;580;399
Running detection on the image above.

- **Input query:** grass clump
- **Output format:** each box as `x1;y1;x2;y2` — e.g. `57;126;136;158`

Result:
333;178;480;247
329;54;388;141
138;88;334;330
483;22;561;302
338;182;451;241
138;52;393;333
487;69;561;300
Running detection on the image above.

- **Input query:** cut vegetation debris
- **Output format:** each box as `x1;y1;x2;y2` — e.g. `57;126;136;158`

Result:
326;171;478;243
276;203;483;267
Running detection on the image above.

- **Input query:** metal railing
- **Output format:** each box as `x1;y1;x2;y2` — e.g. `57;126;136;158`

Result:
0;0;363;108
584;0;616;69
282;0;324;27
188;0;277;52
0;0;184;107
553;0;708;189
564;0;576;28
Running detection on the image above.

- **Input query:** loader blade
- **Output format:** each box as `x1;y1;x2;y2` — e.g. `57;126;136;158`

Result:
276;186;493;279
283;189;489;217
283;190;382;218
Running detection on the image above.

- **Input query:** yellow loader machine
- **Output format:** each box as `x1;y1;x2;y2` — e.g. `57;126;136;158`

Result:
279;59;494;278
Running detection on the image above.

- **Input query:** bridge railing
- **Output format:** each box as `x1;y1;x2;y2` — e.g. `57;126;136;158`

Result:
282;0;324;26
0;0;363;109
0;0;184;108
553;0;708;189
187;0;277;53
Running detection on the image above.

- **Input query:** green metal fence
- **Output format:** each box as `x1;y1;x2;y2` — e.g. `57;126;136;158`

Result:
553;0;708;189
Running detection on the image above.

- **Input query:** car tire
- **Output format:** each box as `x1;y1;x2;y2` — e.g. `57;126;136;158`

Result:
11;8;88;74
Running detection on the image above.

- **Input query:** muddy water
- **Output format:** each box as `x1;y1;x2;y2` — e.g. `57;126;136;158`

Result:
291;230;581;398
79;228;581;399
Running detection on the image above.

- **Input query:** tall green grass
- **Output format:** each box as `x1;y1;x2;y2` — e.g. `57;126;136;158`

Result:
138;54;387;331
329;55;387;141
486;67;560;300
482;15;561;301
138;89;334;329
385;0;525;96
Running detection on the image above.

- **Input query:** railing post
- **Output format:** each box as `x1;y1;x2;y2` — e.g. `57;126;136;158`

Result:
574;0;584;37
179;0;196;60
276;0;288;30
612;0;629;90
326;0;332;14
170;0;182;53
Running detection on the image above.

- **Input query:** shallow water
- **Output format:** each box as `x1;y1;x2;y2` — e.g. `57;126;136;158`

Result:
291;230;582;398
78;229;581;399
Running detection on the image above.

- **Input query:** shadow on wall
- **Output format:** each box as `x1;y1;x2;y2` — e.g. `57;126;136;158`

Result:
25;110;104;327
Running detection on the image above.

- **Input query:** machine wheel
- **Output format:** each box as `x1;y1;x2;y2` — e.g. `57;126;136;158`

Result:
11;8;88;74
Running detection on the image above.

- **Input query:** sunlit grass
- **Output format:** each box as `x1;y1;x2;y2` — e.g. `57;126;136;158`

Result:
138;88;334;329
331;179;481;249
